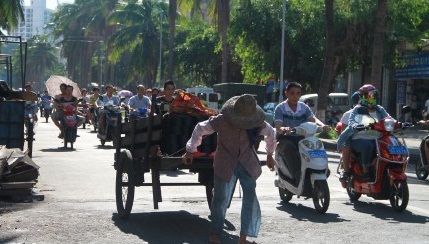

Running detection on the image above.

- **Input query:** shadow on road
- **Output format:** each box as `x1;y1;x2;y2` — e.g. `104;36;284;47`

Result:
406;176;429;186
347;201;429;223
40;147;76;152
112;210;239;243
276;202;350;223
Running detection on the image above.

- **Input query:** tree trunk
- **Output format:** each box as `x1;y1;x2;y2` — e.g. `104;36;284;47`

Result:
371;0;387;91
167;0;177;80
318;0;335;123
217;0;230;83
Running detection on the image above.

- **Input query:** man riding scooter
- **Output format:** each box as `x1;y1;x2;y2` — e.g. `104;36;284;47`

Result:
97;85;122;144
127;84;151;119
274;82;329;165
273;82;331;212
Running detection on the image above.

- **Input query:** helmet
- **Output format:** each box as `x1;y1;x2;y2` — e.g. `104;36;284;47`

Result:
358;84;378;108
351;91;360;107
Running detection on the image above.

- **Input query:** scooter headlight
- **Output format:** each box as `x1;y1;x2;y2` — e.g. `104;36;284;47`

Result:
302;140;314;149
316;140;324;149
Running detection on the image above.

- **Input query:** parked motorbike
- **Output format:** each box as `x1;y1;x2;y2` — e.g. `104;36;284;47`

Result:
336;106;413;212
97;103;122;146
60;104;78;149
274;122;330;213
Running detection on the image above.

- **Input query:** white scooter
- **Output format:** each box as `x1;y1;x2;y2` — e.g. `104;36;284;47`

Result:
274;122;330;213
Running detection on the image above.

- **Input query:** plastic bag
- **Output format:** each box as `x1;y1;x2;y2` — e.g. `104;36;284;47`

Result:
170;90;217;117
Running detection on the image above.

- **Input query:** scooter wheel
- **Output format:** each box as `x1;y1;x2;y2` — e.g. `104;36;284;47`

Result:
389;180;409;212
415;162;428;180
346;176;361;201
312;180;330;214
279;187;293;202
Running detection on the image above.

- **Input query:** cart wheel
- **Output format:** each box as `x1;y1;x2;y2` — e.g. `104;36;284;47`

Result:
115;149;135;219
205;185;213;208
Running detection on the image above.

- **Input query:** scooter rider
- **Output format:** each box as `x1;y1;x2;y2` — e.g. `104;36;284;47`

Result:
417;119;429;169
337;84;392;181
52;83;67;137
40;90;52;115
337;91;360;178
127;84;151;118
98;85;121;135
273;82;329;179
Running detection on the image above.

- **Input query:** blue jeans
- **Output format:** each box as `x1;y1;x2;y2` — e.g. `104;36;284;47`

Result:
351;139;376;167
211;163;261;237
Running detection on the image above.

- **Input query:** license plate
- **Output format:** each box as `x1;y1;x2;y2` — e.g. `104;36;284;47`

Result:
388;146;407;155
308;150;328;158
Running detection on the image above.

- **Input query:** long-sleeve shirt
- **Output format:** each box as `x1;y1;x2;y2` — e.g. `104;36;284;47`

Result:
186;114;276;181
337;104;390;150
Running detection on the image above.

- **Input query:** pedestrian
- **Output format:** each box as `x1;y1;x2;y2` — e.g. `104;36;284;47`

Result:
265;76;275;103
183;94;276;244
424;96;429;120
410;94;420;123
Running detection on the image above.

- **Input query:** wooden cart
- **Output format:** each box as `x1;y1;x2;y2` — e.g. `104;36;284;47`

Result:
114;110;216;219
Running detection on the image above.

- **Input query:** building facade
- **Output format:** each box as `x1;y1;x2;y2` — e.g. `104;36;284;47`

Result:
9;0;53;41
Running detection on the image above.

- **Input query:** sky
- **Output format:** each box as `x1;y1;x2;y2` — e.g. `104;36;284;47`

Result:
24;0;75;10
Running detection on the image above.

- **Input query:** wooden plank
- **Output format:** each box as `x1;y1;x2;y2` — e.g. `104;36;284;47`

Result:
0;181;36;189
158;157;213;170
121;115;162;134
120;130;162;149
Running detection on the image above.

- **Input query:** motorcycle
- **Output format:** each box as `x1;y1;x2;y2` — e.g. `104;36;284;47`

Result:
24;101;38;135
60;104;78;149
77;100;90;129
97;102;122;146
415;125;429;180
336;106;413;212
274;122;330;213
90;107;99;132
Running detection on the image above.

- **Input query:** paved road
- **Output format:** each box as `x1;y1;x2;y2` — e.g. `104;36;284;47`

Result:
0;121;428;244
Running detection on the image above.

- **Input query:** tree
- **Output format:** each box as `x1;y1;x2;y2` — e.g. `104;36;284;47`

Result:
25;36;59;86
317;0;335;122
371;0;387;91
108;1;167;87
0;0;24;35
215;0;230;83
167;0;177;80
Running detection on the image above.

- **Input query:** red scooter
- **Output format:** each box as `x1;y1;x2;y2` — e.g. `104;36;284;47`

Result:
338;107;413;212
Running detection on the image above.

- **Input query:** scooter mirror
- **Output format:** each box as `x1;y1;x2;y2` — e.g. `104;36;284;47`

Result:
402;105;412;114
357;106;370;115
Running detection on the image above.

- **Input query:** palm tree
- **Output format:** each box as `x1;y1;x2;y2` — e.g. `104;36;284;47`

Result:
318;0;335;122
25;36;59;87
52;0;118;87
0;0;24;35
371;0;387;91
215;0;230;83
108;1;167;87
167;0;177;80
